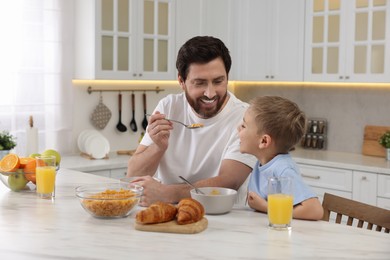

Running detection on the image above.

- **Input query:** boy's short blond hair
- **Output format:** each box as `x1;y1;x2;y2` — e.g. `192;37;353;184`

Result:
249;96;306;153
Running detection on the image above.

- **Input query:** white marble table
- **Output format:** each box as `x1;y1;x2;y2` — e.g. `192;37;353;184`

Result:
0;169;389;259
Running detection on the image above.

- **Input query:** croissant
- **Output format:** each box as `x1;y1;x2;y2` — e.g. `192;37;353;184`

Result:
136;201;177;224
176;198;204;225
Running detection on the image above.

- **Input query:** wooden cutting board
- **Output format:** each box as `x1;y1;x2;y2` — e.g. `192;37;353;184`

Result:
362;125;390;157
134;217;208;234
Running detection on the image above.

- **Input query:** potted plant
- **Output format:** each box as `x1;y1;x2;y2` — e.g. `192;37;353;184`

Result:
0;131;17;159
378;131;390;160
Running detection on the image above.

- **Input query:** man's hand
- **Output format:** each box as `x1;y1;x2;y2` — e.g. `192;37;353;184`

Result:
147;112;173;151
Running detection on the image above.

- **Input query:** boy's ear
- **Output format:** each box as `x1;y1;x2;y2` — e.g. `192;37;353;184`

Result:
258;134;272;149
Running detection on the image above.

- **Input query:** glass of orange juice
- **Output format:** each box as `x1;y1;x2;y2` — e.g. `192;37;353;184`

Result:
267;177;293;230
36;155;57;200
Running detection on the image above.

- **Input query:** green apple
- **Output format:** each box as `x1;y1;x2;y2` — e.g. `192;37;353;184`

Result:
29;153;41;158
8;171;28;191
41;149;61;165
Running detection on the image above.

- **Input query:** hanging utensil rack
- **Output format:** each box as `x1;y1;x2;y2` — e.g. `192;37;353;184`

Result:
87;86;164;94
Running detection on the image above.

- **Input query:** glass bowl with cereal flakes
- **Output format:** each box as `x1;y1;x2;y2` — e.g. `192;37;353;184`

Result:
75;183;143;219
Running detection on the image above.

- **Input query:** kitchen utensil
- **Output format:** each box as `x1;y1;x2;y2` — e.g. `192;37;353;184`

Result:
142;93;148;130
178;176;205;194
129;93;138;132
116;93;127;132
145;114;204;129
135;217;208;234
90;94;112;130
362;125;390;157
190;187;237;215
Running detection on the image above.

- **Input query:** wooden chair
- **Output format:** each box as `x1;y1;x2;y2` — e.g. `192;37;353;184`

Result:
322;193;390;233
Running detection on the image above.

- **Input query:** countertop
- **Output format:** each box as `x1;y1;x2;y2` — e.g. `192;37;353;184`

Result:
0;169;389;259
60;152;130;172
60;149;390;176
291;148;390;175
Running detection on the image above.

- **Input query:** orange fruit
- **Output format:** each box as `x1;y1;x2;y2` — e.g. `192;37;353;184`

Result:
19;157;35;168
24;173;36;184
0;153;20;172
24;160;36;174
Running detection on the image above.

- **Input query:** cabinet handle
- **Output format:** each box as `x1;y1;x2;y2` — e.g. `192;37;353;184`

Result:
265;75;269;79
339;76;343;79
302;174;320;180
138;73;143;77
362;176;367;180
133;73;137;77
270;75;274;79
345;76;350;79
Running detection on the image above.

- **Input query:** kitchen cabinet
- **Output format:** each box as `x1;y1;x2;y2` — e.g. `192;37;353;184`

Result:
304;0;390;82
175;0;237;78
352;171;377;205
234;0;305;81
299;163;353;202
377;174;390;210
74;0;176;80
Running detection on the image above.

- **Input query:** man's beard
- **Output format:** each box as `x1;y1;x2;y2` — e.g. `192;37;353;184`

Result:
185;90;228;119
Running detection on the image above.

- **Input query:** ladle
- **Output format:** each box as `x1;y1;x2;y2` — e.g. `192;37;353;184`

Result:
129;93;138;132
141;93;148;130
116;93;127;132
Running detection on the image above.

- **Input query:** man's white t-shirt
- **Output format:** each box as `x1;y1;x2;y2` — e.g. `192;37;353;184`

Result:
140;91;256;186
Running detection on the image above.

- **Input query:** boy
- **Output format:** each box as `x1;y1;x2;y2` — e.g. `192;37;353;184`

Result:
238;96;323;220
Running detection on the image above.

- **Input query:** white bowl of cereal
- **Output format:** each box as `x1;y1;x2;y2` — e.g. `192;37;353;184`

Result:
190;187;237;215
75;183;143;219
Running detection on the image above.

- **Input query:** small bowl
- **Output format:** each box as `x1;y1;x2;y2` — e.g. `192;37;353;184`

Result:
0;171;36;192
190;187;237;215
75;183;143;219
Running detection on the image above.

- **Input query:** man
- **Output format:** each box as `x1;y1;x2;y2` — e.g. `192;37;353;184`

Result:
127;36;256;206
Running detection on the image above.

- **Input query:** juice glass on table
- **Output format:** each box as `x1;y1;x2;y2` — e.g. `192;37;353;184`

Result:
267;177;293;230
36;155;56;199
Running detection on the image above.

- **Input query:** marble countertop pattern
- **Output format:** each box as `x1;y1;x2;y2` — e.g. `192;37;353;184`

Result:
0;169;389;259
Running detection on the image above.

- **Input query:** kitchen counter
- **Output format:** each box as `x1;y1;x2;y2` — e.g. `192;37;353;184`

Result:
291;148;390;175
60;152;130;172
0;169;389;259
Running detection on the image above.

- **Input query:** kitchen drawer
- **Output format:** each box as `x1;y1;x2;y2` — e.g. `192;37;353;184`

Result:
377;197;390;211
377;174;390;199
310;186;352;204
110;168;127;180
298;164;353;192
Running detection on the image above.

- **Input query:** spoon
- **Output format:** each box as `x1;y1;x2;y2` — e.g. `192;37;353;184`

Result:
129;93;138;132
116;93;127;132
145;114;204;129
179;176;205;194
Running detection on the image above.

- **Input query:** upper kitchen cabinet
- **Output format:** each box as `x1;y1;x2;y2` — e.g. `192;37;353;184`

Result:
305;0;390;82
74;0;176;80
175;0;238;78
234;0;305;81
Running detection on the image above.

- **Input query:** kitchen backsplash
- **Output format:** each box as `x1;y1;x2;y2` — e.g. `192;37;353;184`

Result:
234;83;390;154
72;82;390;155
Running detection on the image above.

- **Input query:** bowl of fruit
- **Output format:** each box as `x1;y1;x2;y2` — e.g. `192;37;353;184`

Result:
0;149;61;192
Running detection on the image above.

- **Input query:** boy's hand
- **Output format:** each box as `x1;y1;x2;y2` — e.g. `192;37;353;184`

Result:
247;191;267;213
